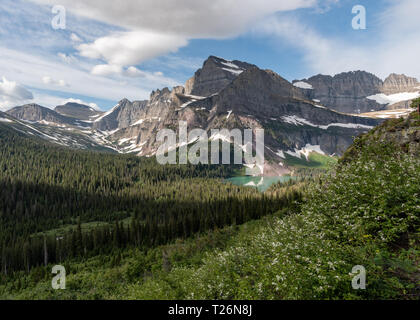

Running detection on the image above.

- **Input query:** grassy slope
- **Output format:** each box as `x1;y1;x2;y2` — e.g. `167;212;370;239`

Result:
283;152;338;169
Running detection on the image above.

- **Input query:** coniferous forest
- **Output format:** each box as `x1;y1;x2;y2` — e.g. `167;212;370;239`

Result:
0;123;301;275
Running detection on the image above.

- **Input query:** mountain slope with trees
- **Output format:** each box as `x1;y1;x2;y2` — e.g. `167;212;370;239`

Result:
1;112;418;299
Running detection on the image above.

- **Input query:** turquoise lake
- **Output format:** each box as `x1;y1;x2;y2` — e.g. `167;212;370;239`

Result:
225;176;293;192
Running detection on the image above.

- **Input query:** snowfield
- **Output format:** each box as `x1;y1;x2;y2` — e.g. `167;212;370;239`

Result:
367;92;420;105
293;81;313;90
281;115;373;130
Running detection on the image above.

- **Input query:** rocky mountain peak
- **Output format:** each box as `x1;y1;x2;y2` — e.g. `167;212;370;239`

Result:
55;102;102;121
7;103;52;120
184;55;256;97
382;73;419;94
6;103;77;126
92;98;148;131
118;98;132;106
150;87;171;102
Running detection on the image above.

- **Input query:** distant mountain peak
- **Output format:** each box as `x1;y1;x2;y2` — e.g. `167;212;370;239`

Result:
7;103;78;126
118;98;132;105
382;73;419;94
55;102;103;121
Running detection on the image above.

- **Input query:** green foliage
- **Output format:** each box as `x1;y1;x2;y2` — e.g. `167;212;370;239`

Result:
0;115;418;300
283;152;338;169
410;97;420;109
154;144;418;300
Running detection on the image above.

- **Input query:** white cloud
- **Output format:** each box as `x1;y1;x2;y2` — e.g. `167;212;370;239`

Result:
255;0;420;80
91;64;123;76
91;64;167;82
31;0;315;37
125;66;146;78
70;33;82;42
78;30;189;67
0;76;33;110
0;46;178;104
41;76;51;84
58;52;77;64
42;76;68;87
31;0;316;70
61;98;101;111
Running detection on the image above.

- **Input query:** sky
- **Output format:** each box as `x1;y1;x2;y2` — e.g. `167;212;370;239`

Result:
0;0;419;111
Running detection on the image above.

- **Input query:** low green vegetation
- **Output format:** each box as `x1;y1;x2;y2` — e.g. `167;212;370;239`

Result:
410;97;420;109
283;152;338;169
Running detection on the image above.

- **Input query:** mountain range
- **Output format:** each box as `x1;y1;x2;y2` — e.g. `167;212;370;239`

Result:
3;56;419;175
294;71;420;113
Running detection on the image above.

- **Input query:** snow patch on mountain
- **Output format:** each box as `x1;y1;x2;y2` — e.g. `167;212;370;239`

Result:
220;61;240;69
222;68;243;75
367;92;420;105
293;81;313;90
276;150;285;159
131;118;145;126
281;115;373;130
282;144;325;160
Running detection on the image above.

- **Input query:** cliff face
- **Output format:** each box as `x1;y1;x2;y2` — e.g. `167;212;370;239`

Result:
382;73;420;94
92;99;148;131
297;71;384;113
296;71;420;113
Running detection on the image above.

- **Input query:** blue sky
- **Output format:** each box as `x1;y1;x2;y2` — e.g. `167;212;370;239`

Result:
0;0;419;111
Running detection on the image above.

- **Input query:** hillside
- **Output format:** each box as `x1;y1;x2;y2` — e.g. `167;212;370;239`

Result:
1;112;418;300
